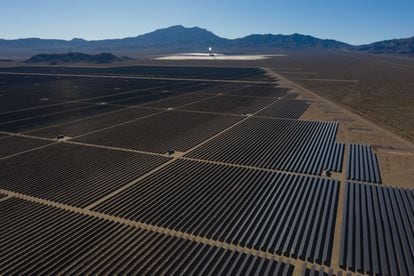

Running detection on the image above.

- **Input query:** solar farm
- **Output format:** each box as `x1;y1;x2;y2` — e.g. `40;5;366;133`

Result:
0;65;413;275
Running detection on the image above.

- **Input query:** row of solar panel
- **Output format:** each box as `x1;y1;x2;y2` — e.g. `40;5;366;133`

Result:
95;159;339;265
0;142;170;207
2;140;400;275
0;82;225;133
346;144;381;184
256;99;310;119
301;264;345;276
340;181;414;275
0;130;344;212
0;65;271;81
323;143;345;173
0;79;293;136
186;118;343;175
0;198;293;275
0;135;52;159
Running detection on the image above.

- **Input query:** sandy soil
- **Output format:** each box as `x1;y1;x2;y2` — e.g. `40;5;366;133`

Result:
263;52;414;142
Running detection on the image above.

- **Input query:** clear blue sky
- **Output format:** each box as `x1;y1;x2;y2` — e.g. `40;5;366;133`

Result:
1;0;413;45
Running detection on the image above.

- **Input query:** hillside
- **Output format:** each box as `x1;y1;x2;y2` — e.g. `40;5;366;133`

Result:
0;25;350;56
232;33;349;50
24;52;121;64
0;25;412;56
357;37;414;54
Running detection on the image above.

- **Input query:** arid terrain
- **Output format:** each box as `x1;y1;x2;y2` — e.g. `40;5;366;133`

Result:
264;51;414;142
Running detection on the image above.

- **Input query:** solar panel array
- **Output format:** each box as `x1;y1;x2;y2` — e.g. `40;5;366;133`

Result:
346;144;381;183
76;111;243;153
0;80;218;134
0;198;293;275
26;107;158;139
323;142;345;173
284;93;300;99
179;95;274;115
75;81;207;104
0;66;394;275
0;65;271;81
0;75;170;104
256;99;310;119
186;118;342;175
301;264;337;276
0;135;52;159
227;85;289;98
95;159;339;265
340;181;414;275
0;102;96;132
0;143;170;207
144;93;213;108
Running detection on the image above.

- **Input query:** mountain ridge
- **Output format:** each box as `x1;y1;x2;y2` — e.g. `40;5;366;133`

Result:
357;36;414;54
0;25;413;57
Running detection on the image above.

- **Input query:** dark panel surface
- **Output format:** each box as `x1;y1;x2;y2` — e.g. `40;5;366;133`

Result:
0;198;293;275
346;144;382;184
0;74;167;104
256;99;310;119
27;107;158;139
180;95;274;115
95;159;339;265
144;93;213;108
0;136;52;159
0;103;121;133
0;65;271;81
76;110;242;153
323;142;345;173
0;143;170;207
0;102;92;125
301;264;337;276
186;117;341;175
340;181;414;275
227;85;288;98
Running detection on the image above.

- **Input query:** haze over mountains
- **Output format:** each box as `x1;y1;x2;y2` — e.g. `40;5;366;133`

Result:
0;25;413;57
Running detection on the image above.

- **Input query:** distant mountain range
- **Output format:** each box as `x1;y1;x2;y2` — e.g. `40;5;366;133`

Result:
0;25;413;57
357;36;414;54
